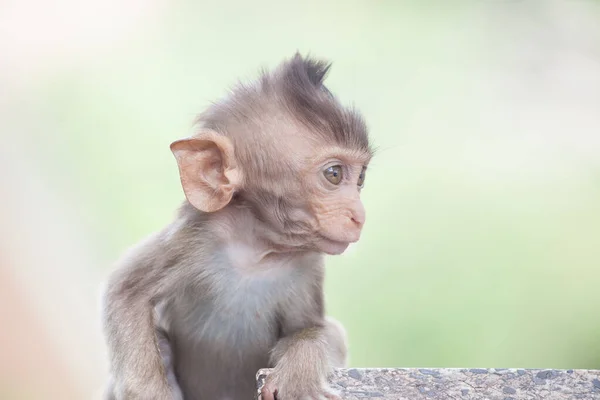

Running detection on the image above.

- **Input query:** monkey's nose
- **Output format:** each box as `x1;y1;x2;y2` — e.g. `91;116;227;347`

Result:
351;215;364;228
350;203;366;228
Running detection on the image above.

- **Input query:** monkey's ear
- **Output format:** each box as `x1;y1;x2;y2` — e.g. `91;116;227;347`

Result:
170;131;241;213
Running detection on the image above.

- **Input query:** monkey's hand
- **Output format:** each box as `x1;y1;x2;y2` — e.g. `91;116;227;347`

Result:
260;328;341;400
260;368;341;400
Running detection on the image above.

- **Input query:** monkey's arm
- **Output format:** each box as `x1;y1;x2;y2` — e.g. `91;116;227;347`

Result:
261;278;346;400
102;240;177;400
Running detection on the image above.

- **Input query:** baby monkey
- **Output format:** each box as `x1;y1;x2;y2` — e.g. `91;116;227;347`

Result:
102;53;372;400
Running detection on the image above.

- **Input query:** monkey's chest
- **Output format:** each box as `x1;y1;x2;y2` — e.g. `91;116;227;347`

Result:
164;258;298;351
182;289;278;343
161;268;293;399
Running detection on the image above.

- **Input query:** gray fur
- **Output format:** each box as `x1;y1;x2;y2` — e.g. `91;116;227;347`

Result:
103;203;346;399
102;54;366;400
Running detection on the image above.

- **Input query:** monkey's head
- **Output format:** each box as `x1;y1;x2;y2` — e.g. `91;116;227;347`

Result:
171;54;372;255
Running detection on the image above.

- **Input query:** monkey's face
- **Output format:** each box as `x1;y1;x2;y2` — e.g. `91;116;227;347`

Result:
236;137;371;255
252;141;371;255
299;147;370;255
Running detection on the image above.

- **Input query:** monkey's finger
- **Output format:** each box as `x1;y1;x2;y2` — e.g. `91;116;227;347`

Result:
322;387;342;400
260;386;276;400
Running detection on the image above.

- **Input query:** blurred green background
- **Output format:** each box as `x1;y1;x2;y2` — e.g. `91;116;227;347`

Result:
1;0;600;398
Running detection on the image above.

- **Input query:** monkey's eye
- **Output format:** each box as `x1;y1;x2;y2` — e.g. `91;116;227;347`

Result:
324;165;343;185
357;166;367;188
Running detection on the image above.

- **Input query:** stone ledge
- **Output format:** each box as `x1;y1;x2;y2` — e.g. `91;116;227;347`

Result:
256;368;600;399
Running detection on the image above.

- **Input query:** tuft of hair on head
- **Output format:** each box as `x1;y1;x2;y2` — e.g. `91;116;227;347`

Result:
272;52;371;154
195;53;372;156
289;52;332;87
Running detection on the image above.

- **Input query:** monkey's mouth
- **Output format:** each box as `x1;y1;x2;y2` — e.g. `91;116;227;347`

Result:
315;235;351;255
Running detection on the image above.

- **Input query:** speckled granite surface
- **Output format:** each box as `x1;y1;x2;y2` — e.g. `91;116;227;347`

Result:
256;368;600;399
